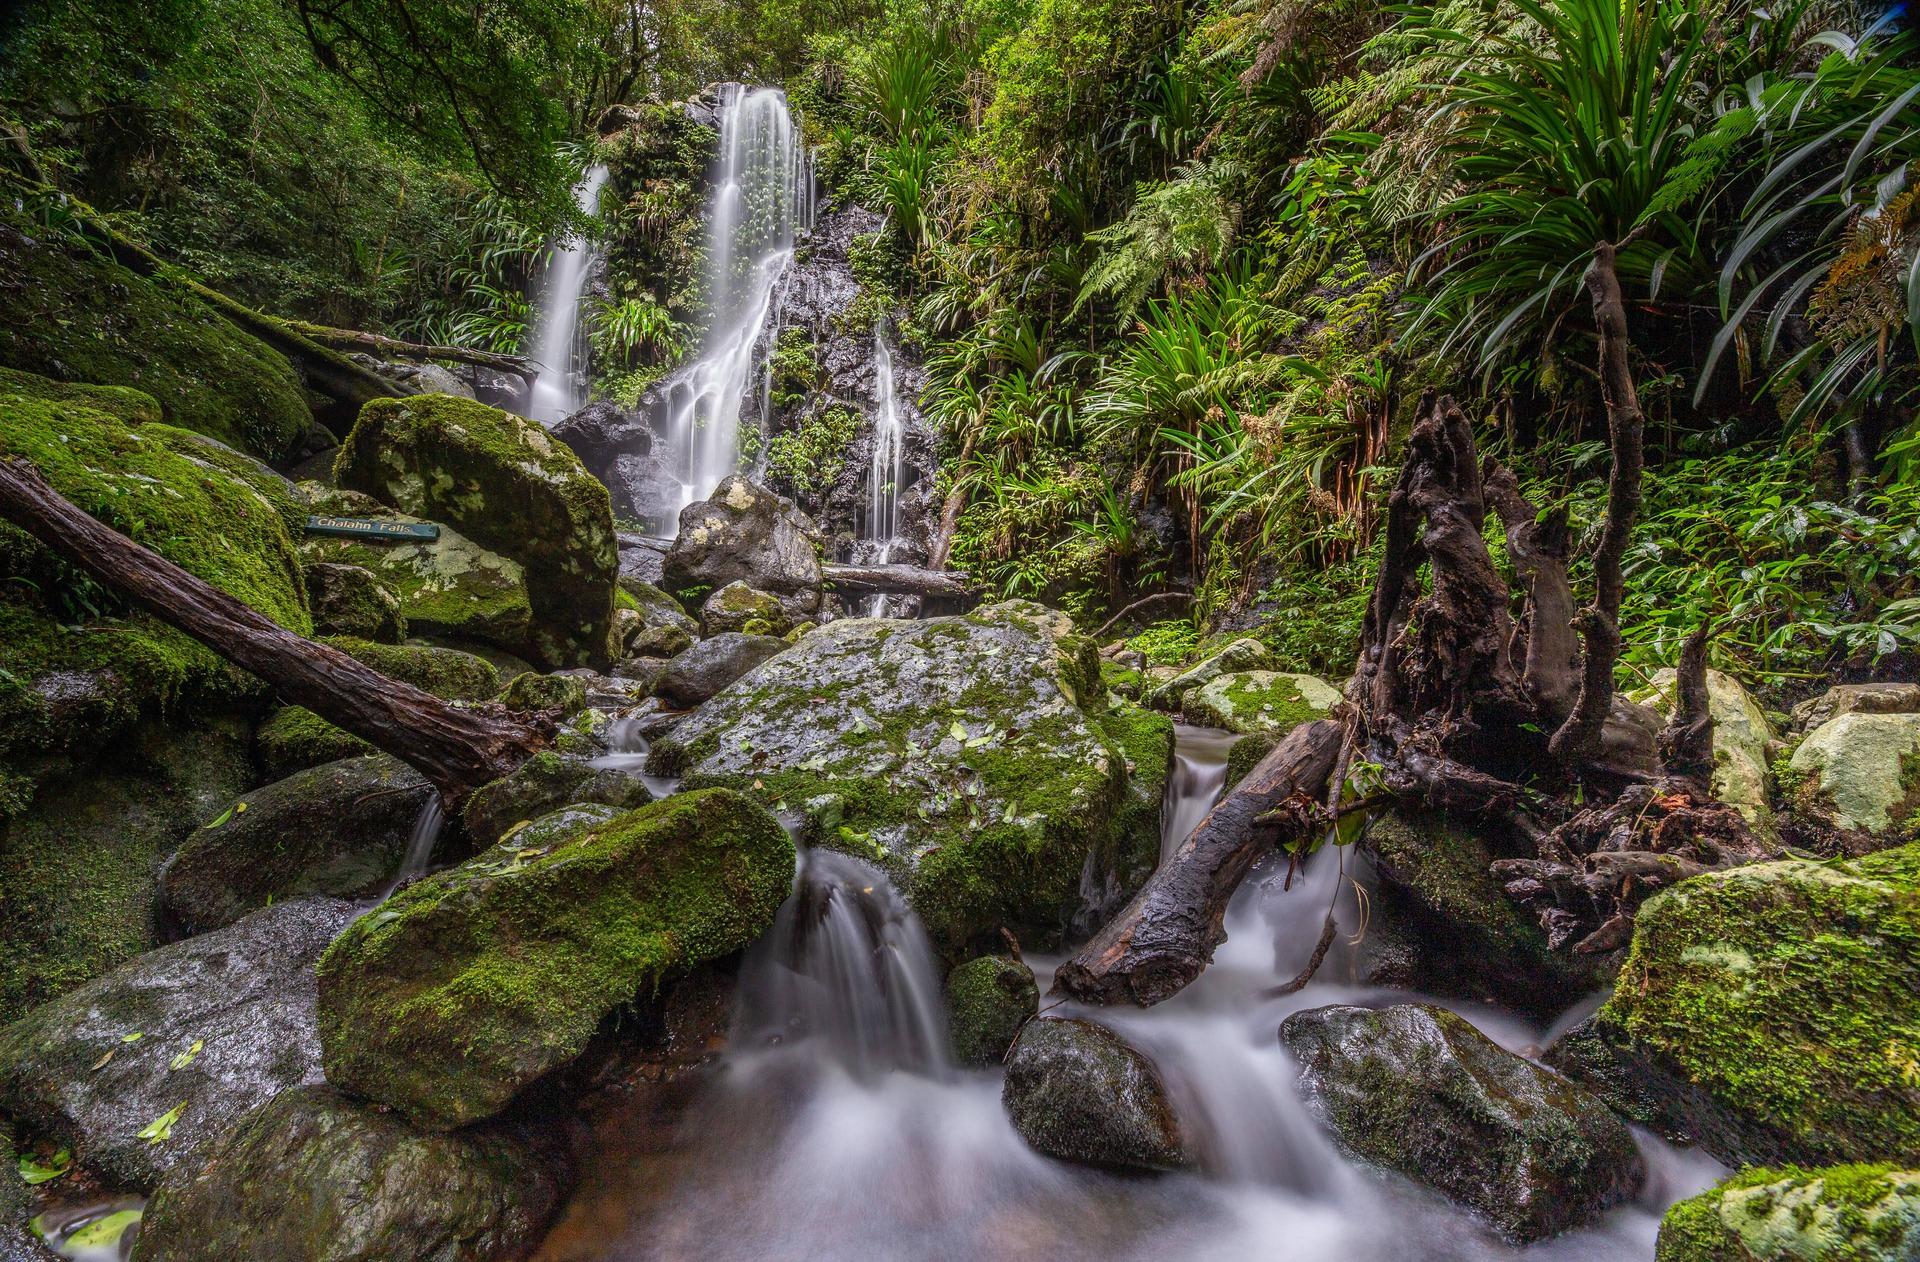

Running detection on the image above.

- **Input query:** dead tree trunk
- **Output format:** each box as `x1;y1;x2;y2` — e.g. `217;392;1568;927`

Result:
282;322;535;382
0;458;549;810
1052;718;1344;1005
821;562;974;598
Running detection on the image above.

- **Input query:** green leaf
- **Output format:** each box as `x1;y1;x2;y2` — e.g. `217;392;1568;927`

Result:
169;1039;205;1071
138;1102;187;1144
948;720;969;742
64;1208;143;1248
17;1148;71;1185
119;1031;143;1043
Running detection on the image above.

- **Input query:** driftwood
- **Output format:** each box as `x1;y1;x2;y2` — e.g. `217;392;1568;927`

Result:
821;562;974;598
1052;718;1345;1005
0;458;550;810
283;322;535;382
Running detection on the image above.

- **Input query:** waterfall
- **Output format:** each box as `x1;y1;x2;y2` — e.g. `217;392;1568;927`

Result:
377;794;445;900
526;164;611;426
657;85;811;520
862;321;905;615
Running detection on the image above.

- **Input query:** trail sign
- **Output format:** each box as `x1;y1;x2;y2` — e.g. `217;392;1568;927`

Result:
303;515;440;543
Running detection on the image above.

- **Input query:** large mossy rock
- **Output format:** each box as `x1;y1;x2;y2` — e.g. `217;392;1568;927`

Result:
334;394;618;669
947;955;1038;1067
316;789;794;1129
1281;1003;1643;1242
0;898;355;1190
0;717;253;1023
1001;1017;1188;1172
0;387;309;805
651;632;789;707
1657;1164;1920;1262
160;755;433;933
1363;809;1604;1014
1630;668;1778;838
1787;713;1920;836
137;1085;567;1262
303;562;406;643
662;475;823;600
0;215;312;461
649;601;1159;947
1554;844;1920;1166
616;577;699;658
458;750;654;848
1144;637;1270;710
1180;670;1340;735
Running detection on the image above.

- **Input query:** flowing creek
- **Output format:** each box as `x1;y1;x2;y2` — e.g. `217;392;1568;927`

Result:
534;724;1722;1261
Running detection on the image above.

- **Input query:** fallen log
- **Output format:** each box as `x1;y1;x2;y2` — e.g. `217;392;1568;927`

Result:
1051;717;1345;1006
0;458;549;811
822;562;974;598
282;322;535;382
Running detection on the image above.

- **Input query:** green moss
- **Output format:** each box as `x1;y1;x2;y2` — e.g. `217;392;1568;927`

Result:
316;789;794;1128
1657;1164;1920;1262
1226;732;1279;788
947;954;1038;1066
1594;845;1920;1163
497;671;588;715
300;520;534;653
0;367;162;424
256;705;375;780
316;637;500;701
0;209;311;460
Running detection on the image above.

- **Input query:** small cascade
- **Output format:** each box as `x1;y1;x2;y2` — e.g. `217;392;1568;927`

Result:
377;794;446;900
861;321;905;615
526;164;611;425
735;848;949;1076
656;85;811;521
589;715;684;799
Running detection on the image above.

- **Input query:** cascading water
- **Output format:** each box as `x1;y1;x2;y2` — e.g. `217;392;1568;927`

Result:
376;795;446;900
862;321;905;616
526;165;611;426
549;724;1723;1262
656;86;811;521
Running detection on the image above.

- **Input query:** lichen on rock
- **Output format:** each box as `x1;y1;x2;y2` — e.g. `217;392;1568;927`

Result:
1656;1164;1920;1262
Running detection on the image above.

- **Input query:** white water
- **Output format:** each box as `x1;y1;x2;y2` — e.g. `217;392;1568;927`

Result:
527;165;611;426
377;794;445;900
656;86;812;521
862;323;906;617
556;724;1723;1261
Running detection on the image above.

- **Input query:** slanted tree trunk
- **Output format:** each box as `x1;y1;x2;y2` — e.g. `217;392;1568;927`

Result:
821;562;974;598
282;322;535;382
0;458;549;810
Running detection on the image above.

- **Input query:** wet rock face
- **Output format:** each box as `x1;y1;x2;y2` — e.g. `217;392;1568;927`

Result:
316;790;794;1130
160;755;432;933
0;899;356;1191
947;955;1038;1067
1002;1017;1189;1172
1280;1003;1644;1242
663;475;823;600
1655;1163;1920;1262
136;1085;568;1262
650;600;1158;947
1553;844;1920;1168
651;632;788;707
334;393;619;670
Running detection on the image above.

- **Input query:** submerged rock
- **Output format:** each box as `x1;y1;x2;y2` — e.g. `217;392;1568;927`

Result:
160;755;432;933
303;562;407;644
1552;844;1920;1166
649;601;1161;946
334;394;619;670
0;899;355;1190
1786;713;1920;836
662;475;823;600
136;1085;567;1262
947;955;1038;1067
1630;668;1777;838
1655;1163;1920;1262
1002;1017;1188;1172
1179;669;1340;735
317;789;793;1129
651;632;787;707
1281;1003;1643;1241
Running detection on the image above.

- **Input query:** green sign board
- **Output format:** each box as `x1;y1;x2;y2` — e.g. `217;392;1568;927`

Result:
303;515;440;543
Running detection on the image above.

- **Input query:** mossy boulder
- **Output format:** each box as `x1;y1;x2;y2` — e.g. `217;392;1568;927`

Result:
0;716;253;1022
0;391;309;801
254;705;376;780
1180;670;1340;735
662;475;823;601
616;576;700;658
1075;702;1173;933
1001;1017;1189;1172
303;561;406;643
1793;685;1920;734
947;955;1038;1067
318;636;501;701
297;501;536;657
334;394;618;669
1554;845;1920;1166
1631;668;1778;839
700;581;793;637
1364;809;1604;1014
458;750;656;848
159;755;433;933
651;633;788;707
137;1085;568;1262
1786;713;1920;836
1281;1003;1643;1241
0;898;355;1191
498;671;589;716
1143;637;1271;710
0;213;312;461
1656;1164;1920;1262
316;789;794;1129
1225;731;1278;788
650;601;1157;947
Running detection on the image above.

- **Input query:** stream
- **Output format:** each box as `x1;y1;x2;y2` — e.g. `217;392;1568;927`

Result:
533;725;1723;1261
